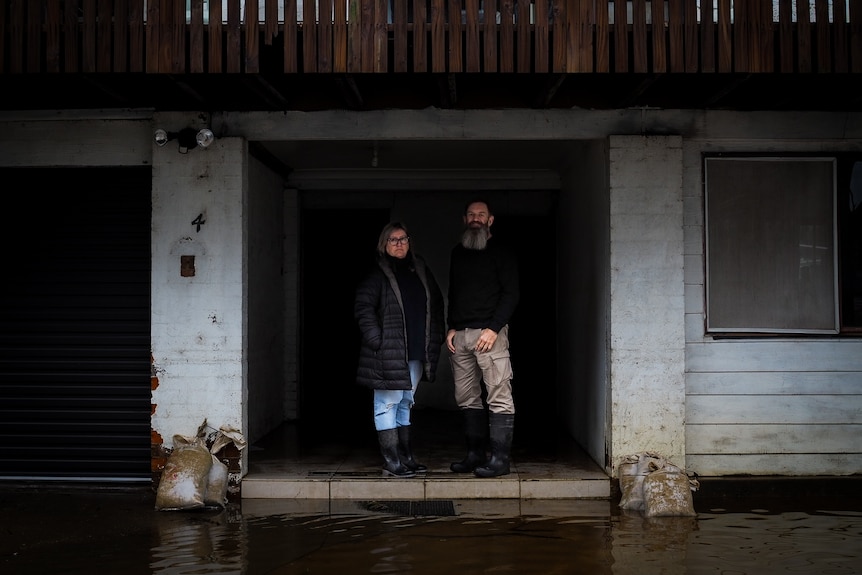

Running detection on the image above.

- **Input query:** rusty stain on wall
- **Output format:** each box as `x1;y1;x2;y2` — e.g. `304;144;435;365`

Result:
181;255;195;277
151;353;166;491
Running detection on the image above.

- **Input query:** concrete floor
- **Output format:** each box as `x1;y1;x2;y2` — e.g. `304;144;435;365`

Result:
242;407;611;500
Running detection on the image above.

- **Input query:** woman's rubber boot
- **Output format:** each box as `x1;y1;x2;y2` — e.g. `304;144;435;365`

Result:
450;408;488;473
397;425;427;473
474;413;514;478
378;428;416;478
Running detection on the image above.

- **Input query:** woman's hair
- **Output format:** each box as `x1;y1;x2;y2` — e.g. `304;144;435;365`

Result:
376;221;411;254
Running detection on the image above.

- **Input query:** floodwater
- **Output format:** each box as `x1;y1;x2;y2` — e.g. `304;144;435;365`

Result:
2;486;862;575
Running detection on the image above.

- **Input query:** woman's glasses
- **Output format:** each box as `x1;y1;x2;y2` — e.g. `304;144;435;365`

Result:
387;236;410;245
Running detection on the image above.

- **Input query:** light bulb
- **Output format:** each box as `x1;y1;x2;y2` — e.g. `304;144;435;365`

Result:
154;129;169;146
196;128;215;148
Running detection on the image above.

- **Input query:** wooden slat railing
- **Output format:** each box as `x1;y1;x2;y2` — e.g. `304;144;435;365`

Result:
1;0;860;75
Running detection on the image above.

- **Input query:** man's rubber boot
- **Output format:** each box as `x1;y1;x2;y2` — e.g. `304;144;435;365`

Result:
450;408;488;473
474;413;514;478
378;428;416;478
397;425;427;473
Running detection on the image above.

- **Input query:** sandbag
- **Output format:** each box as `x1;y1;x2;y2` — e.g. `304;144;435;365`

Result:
642;464;697;517
618;452;699;517
619;452;666;511
203;454;230;508
155;437;213;511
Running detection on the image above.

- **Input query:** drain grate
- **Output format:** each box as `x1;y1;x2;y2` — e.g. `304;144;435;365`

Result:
307;471;375;477
357;500;456;517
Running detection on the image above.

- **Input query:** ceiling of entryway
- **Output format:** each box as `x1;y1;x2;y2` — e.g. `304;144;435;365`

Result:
258;139;575;170
254;139;579;190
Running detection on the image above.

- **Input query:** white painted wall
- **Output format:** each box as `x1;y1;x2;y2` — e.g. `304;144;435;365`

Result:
247;154;287;442
150;130;249;456
558;140;611;472
683;138;862;476
608;135;687;473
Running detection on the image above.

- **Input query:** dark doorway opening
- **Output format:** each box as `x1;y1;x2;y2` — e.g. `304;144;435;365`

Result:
490;207;559;454
299;207;390;447
297;196;560;459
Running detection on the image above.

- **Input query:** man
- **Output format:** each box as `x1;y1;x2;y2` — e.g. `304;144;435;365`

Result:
445;199;519;478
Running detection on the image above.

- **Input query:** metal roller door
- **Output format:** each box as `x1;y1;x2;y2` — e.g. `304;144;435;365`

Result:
0;167;152;482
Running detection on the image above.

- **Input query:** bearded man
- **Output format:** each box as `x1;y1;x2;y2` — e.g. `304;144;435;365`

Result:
445;199;520;478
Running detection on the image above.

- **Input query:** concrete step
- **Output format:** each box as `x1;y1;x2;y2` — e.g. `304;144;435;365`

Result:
242;474;610;500
242;412;610;501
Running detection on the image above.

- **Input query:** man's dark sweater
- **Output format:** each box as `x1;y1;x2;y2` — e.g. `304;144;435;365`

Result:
447;238;519;334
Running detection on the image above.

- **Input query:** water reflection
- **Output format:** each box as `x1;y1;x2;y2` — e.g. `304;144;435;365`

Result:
150;511;246;574
684;509;862;575
3;491;861;575
147;501;861;575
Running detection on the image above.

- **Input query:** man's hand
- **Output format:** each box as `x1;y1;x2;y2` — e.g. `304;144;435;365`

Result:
446;329;457;353
475;328;498;353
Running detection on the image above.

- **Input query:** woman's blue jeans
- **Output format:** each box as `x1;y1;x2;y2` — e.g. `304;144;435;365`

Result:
373;360;422;431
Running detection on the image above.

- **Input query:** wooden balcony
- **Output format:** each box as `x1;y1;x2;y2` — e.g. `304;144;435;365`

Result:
1;1;861;111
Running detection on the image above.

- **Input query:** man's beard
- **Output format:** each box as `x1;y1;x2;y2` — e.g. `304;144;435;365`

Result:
461;224;490;250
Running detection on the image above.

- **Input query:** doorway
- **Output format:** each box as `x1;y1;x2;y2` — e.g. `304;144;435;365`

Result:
299;207;390;447
297;193;560;457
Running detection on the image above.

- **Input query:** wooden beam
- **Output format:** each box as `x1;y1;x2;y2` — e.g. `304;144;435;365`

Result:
431;0;446;72
595;0;609;73
317;0;332;73
465;0;481;72
227;0;241;73
393;0;408;72
651;0;667;72
699;0;715;72
448;0;463;72
189;0;204;73
334;0;349;72
483;0;497;72
632;0;648;72
614;0;628;72
209;0;224;72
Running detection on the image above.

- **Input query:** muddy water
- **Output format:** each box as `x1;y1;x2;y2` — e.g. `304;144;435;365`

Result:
2;488;861;575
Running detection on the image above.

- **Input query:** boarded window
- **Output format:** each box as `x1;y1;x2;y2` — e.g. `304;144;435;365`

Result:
705;157;838;334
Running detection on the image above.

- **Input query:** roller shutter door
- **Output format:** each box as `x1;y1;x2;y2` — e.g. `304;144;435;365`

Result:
0;167;152;482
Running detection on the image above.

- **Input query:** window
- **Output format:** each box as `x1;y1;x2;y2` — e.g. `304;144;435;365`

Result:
705;155;862;335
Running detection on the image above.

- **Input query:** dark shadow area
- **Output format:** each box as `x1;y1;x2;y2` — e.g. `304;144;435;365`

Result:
299;207;390;447
297;201;565;461
0;167;152;482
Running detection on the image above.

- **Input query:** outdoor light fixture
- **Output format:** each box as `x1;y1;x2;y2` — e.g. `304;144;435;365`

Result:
154;128;170;147
154;127;215;152
195;128;215;148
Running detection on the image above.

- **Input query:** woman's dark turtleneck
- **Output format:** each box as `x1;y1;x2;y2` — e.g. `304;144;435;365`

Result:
385;253;426;361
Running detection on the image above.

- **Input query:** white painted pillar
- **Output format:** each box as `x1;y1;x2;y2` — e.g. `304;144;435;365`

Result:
608;135;686;474
150;134;249;468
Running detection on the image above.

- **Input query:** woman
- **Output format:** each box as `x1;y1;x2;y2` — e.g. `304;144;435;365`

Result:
354;222;445;478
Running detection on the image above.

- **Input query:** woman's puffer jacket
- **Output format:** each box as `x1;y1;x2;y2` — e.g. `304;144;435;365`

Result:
354;253;444;390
